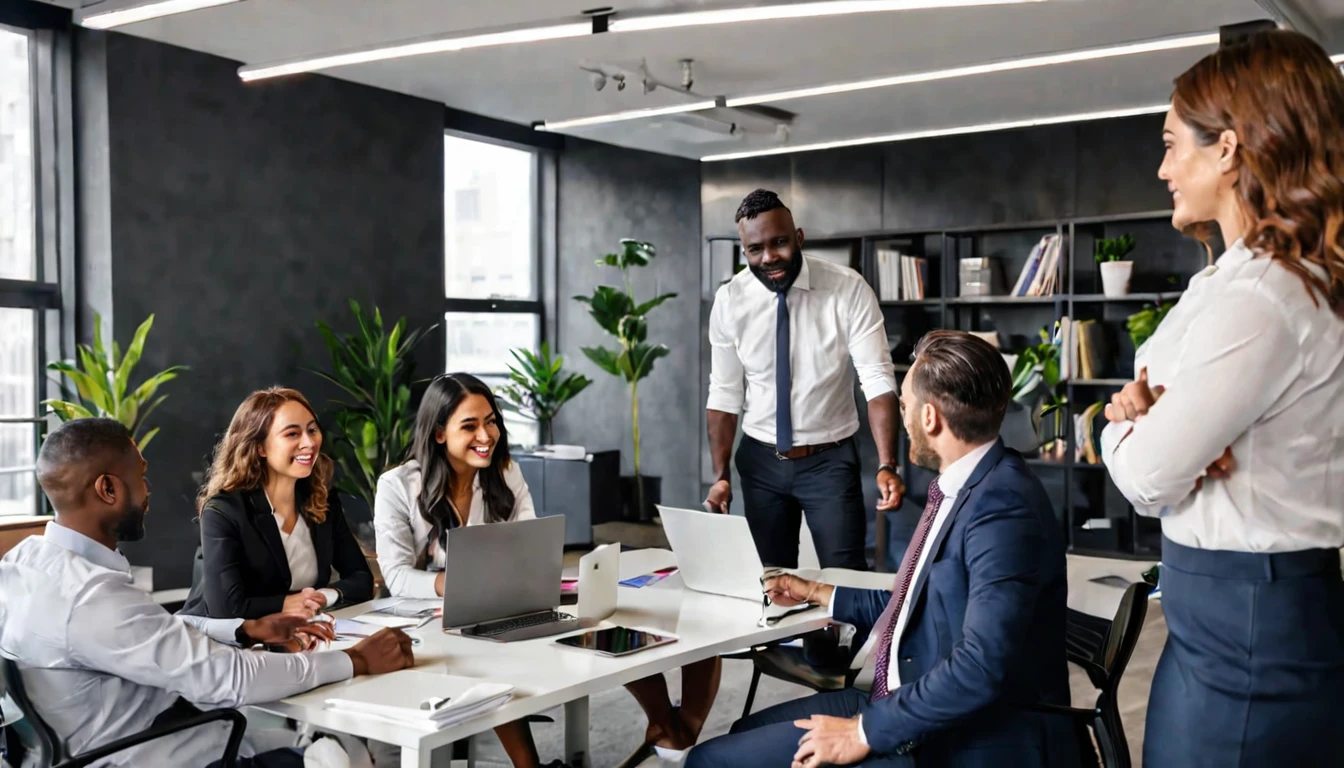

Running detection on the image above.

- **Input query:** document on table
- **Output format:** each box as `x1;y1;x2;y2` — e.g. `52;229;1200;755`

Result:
325;671;514;731
353;597;441;628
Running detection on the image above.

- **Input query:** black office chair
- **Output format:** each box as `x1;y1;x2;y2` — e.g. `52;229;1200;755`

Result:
1028;581;1154;768
731;625;858;719
0;658;247;768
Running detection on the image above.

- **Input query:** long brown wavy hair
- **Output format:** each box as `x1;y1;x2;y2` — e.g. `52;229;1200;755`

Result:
196;387;334;524
1171;29;1344;317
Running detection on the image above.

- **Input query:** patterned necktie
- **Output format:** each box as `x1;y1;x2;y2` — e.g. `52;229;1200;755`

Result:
775;291;792;453
869;478;945;700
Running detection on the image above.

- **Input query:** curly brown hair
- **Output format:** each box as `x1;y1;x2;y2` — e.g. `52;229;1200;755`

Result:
196;387;333;524
1171;29;1344;317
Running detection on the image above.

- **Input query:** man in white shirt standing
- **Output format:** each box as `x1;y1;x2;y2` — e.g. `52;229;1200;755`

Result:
704;189;904;569
0;418;413;767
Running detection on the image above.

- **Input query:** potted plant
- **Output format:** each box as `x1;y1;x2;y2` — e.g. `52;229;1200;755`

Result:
1010;327;1068;460
43;313;186;452
494;342;592;447
1125;301;1175;351
307;300;436;517
1095;233;1136;298
573;239;677;522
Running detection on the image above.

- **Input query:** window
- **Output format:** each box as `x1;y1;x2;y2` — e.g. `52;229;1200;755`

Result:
444;134;542;446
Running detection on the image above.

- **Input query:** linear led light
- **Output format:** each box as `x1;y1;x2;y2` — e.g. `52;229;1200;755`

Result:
700;104;1170;162
238;22;591;82
727;31;1220;107
79;0;242;29
537;101;721;131
607;0;1042;32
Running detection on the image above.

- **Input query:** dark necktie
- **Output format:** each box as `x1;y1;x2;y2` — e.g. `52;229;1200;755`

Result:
869;478;945;700
776;291;792;453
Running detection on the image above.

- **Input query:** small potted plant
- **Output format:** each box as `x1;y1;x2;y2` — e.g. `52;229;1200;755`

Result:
494;343;592;447
1095;233;1136;297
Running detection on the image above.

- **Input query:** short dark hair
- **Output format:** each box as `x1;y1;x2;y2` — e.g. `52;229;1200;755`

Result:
910;331;1011;443
735;189;788;223
36;418;134;481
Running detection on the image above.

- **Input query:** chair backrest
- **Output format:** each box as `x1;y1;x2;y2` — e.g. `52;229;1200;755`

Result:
0;659;61;767
1100;581;1153;690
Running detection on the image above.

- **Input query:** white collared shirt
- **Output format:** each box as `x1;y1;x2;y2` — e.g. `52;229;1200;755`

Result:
707;255;897;445
1100;239;1344;552
265;494;338;605
0;523;352;767
374;459;536;599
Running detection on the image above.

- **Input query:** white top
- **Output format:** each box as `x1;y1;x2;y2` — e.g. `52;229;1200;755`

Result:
0;523;352;767
374;459;536;599
707;255;897;445
1100;239;1344;552
265;493;339;605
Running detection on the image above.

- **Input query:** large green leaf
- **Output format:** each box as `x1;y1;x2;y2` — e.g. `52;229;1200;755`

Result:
114;315;156;406
581;345;624;378
632;293;678;317
627;343;670;382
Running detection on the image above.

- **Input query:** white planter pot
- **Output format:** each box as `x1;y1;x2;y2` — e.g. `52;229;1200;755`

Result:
1100;260;1134;298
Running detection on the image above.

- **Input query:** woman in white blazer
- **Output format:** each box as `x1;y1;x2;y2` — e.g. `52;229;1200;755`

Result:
376;373;720;766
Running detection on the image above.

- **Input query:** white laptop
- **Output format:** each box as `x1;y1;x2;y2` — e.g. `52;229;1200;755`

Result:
657;505;770;602
576;542;619;627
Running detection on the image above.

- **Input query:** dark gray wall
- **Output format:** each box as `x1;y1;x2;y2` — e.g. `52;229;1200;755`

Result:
78;31;445;589
553;139;702;509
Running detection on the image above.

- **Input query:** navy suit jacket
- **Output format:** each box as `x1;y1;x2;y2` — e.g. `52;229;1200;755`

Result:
832;440;1076;766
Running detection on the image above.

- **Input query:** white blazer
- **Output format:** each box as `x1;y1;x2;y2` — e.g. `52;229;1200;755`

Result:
374;459;536;598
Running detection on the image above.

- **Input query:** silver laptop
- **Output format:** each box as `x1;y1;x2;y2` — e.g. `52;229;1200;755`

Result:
440;515;578;641
657;505;766;602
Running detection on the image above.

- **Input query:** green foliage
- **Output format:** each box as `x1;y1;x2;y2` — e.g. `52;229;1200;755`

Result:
572;239;678;478
1094;233;1135;263
1010;326;1068;452
495;343;592;445
1125;301;1174;350
43;313;185;452
307;301;435;512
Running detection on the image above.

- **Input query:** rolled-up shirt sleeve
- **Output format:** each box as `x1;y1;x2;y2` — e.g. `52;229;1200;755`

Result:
846;280;896;402
1102;285;1301;510
706;287;746;414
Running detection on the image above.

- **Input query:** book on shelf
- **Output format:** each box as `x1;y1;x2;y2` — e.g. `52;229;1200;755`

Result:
1009;234;1063;297
876;248;901;301
901;254;929;300
1074;401;1105;464
1053;316;1106;382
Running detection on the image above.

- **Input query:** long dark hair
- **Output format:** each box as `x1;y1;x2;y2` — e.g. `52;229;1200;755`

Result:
408;373;516;533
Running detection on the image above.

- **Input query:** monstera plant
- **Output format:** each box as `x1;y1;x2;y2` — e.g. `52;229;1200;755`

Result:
43;313;185;452
1011;326;1067;458
308;301;435;513
494;343;591;447
573;239;677;520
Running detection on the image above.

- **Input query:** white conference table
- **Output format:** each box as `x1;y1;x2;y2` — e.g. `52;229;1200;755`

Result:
255;549;892;768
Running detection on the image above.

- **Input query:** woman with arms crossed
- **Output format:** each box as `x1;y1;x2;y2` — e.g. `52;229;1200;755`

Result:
1102;30;1344;767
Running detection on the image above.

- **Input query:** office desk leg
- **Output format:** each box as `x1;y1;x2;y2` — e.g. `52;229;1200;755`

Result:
401;743;453;768
565;696;590;768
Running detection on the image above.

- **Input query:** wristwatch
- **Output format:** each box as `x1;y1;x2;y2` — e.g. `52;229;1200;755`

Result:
877;463;898;476
234;623;253;648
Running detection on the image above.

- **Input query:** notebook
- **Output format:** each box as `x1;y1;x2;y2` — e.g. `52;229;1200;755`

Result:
324;671;514;731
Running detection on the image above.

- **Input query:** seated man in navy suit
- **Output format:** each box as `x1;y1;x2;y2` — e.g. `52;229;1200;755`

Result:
687;330;1076;768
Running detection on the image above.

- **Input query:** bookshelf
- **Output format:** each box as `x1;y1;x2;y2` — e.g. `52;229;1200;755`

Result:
705;209;1209;560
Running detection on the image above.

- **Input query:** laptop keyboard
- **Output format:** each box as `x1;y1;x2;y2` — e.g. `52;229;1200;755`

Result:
467;610;576;638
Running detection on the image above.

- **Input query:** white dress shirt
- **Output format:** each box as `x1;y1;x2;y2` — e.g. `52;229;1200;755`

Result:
0;523;352;767
1100;239;1344;553
707;255;897;445
374;459;536;599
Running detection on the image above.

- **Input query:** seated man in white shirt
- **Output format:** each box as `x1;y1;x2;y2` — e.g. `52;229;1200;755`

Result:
0;417;414;767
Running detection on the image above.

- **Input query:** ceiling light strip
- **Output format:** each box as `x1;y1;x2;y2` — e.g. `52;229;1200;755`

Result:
79;0;242;30
700;104;1170;162
239;22;592;82
538;101;720;131
607;0;1042;33
727;31;1219;107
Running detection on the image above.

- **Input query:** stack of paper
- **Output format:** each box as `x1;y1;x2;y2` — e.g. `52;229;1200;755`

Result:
325;672;514;732
353;597;440;629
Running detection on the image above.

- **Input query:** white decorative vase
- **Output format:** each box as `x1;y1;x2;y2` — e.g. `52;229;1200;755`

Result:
1100;260;1134;298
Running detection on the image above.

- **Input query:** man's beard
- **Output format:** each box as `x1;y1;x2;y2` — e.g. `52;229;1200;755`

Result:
749;246;804;293
114;500;147;542
908;421;941;472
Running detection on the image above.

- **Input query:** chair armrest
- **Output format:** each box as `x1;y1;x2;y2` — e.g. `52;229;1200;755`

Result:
55;708;247;768
1020;702;1098;719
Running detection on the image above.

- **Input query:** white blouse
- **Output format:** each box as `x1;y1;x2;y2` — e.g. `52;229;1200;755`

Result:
1100;239;1344;553
265;492;338;605
373;459;536;598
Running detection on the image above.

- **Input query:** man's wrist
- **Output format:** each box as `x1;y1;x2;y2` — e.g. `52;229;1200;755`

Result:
235;621;255;648
343;649;369;676
807;582;835;608
877;463;898;476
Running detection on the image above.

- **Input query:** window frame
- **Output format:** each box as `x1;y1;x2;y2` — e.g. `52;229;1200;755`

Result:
0;3;74;518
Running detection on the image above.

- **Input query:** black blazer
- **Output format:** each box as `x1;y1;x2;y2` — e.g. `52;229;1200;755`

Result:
180;485;373;619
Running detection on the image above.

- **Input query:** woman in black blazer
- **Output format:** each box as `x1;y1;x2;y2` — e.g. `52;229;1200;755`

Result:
181;387;372;619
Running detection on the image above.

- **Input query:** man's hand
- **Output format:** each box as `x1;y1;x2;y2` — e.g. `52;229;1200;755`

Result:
763;574;832;609
876;468;905;511
282;587;326;618
792;715;870;768
240;614;335;648
1194;446;1236;491
704;479;732;514
344;628;415;676
1105;368;1165;423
